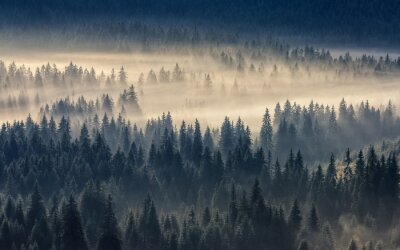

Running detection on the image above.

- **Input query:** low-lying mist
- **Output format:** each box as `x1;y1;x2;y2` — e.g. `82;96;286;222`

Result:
0;44;399;133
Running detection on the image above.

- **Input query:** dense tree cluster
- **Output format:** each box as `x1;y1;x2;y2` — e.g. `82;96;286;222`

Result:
212;44;400;77
2;44;399;95
39;85;141;121
272;99;400;160
0;98;397;248
1;0;400;43
0;61;129;90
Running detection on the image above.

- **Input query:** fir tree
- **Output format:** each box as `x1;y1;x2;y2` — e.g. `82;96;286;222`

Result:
260;108;273;153
288;199;302;231
97;196;122;250
60;196;88;250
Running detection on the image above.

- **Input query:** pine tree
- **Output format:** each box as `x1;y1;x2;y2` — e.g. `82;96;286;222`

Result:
260;108;273;153
348;239;358;250
308;205;319;232
118;66;127;86
344;148;353;183
139;195;161;249
326;153;337;186
219;117;234;157
34;68;43;87
79;124;92;162
250;179;262;208
191;119;203;166
26;183;47;233
203;127;214;152
52;210;62;250
288;199;302;231
30;217;52;250
97;196;122;250
80;181;107;245
15;200;25;227
382;154;399;210
355;150;365;180
60;196;88;250
328;106;338;134
125;213;139;250
229;184;238;227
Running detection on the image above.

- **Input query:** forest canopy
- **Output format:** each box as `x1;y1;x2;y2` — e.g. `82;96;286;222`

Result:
1;0;400;44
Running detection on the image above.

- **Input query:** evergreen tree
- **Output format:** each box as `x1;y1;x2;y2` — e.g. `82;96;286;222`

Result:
229;184;238;227
250;179;262;207
139;195;161;249
97;196;122;250
260;108;273;153
348;239;358;250
118;66;127;86
326;153;337;187
30;218;52;250
60;196;88;250
192;119;203;166
219;117;234;157
26;184;47;233
125;213;139;250
288;199;302;231
344;148;353;183
308;205;319;232
203;127;214;152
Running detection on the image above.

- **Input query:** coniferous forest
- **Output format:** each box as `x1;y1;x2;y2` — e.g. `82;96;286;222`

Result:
1;1;400;250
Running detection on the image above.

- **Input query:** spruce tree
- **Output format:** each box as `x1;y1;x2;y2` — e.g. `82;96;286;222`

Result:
125;213;139;250
348;239;358;250
191;119;203;166
139;195;161;249
343;148;353;183
229;184;238;227
60;196;88;250
97;196;122;250
260;108;273;153
30;217;52;250
308;205;319;232
118;66;127;86
26;183;47;233
288;199;302;231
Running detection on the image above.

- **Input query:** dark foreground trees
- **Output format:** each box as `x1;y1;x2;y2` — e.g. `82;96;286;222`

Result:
0;100;397;249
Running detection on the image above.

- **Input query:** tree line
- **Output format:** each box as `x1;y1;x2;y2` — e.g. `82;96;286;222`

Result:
1;0;400;43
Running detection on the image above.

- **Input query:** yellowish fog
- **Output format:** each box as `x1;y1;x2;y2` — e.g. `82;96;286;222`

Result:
0;49;398;131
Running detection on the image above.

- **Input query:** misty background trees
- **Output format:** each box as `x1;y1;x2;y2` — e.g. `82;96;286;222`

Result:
1;0;400;45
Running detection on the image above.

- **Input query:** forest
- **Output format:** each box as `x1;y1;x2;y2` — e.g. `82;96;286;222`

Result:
1;0;400;44
1;1;400;249
0;97;399;250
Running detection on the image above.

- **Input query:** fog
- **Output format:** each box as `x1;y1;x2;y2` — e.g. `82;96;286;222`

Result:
0;45;399;133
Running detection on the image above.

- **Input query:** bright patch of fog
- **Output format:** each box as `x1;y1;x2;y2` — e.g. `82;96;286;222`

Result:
0;47;399;131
